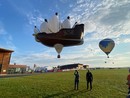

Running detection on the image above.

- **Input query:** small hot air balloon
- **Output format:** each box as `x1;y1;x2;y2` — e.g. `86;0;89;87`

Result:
54;44;63;58
99;38;115;58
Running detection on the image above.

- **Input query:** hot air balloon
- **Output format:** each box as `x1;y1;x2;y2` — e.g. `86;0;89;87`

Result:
99;38;115;58
54;44;63;58
33;13;84;58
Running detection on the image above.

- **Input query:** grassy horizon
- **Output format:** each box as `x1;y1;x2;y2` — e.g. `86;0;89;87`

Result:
0;69;128;98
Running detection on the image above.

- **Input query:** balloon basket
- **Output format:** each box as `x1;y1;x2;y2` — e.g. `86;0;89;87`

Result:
57;55;60;58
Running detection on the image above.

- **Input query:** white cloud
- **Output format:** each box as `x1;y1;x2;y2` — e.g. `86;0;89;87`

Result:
0;22;17;50
24;0;130;41
123;38;130;43
0;27;6;35
27;12;44;27
59;0;68;3
0;23;7;35
64;0;130;67
84;21;96;33
11;46;130;68
66;0;130;42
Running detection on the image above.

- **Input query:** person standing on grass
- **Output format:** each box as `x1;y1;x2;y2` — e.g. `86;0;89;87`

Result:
86;70;93;90
74;70;79;90
126;69;130;94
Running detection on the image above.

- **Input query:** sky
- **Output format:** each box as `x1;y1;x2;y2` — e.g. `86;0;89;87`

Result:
0;0;130;68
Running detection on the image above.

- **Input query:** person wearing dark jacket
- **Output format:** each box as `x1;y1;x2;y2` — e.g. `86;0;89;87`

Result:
74;70;79;90
86;70;93;90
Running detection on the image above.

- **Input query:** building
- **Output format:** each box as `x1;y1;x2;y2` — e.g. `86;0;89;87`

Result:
59;63;84;70
83;65;89;69
0;48;14;74
8;64;27;74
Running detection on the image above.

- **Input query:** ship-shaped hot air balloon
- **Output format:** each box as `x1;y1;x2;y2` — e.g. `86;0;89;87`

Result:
33;13;84;58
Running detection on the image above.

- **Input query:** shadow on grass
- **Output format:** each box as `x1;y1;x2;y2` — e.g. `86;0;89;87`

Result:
43;89;90;98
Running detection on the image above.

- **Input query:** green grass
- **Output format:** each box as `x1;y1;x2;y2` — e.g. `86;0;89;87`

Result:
0;69;128;98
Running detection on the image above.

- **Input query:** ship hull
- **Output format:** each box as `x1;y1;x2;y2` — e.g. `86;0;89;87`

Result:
34;24;84;47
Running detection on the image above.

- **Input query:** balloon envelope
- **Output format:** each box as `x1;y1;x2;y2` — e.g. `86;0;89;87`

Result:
99;38;115;57
54;44;63;58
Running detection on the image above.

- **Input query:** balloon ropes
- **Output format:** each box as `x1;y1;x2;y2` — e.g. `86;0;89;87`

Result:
33;12;84;58
99;38;115;58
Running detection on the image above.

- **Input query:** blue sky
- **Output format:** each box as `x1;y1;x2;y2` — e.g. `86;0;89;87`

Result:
0;0;130;68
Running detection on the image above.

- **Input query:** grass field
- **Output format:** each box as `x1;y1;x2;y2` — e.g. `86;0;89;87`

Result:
0;68;128;98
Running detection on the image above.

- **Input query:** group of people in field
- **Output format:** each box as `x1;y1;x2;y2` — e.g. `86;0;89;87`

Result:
74;70;93;90
73;68;130;97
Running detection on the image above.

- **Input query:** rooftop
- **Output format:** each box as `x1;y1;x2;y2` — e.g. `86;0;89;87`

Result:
0;48;14;53
9;65;27;68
